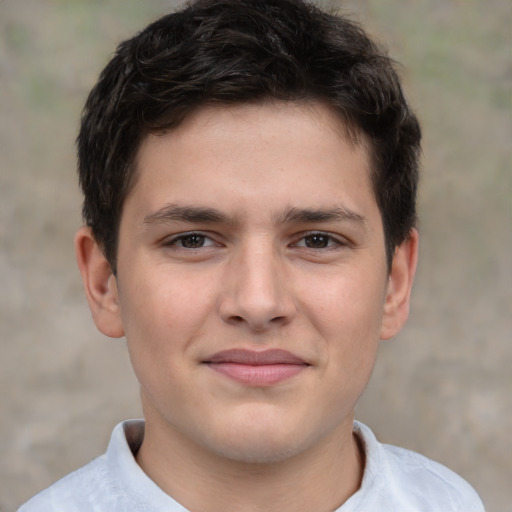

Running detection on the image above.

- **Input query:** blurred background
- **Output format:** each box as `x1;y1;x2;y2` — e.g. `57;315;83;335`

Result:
1;0;510;510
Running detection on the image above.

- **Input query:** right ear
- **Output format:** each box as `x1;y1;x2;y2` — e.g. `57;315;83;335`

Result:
75;226;124;338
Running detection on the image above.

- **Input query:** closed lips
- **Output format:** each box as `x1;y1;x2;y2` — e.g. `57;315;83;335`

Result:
204;349;310;386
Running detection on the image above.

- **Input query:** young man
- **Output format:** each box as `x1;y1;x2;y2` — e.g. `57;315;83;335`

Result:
20;0;484;510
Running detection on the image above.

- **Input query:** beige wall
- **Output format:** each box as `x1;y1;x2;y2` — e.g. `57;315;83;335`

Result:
1;0;510;510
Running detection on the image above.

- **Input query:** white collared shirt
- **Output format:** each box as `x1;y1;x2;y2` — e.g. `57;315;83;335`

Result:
19;420;485;511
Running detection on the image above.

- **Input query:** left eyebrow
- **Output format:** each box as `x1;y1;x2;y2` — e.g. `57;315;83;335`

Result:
275;206;366;225
142;203;231;226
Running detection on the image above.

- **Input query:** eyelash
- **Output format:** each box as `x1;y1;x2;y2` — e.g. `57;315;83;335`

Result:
164;231;346;251
164;232;218;249
293;232;346;250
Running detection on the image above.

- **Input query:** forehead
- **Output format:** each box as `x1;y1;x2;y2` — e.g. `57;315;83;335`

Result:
127;101;377;224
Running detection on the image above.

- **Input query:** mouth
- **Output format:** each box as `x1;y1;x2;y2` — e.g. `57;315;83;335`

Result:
203;349;310;386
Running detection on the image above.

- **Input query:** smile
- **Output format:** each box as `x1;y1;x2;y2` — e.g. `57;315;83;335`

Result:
204;349;310;386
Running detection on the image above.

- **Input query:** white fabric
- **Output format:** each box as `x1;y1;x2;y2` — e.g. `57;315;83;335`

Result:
19;420;485;512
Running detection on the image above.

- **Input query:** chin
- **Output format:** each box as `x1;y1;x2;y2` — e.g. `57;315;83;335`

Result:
198;414;321;465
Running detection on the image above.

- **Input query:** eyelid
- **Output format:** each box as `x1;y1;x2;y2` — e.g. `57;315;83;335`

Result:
163;231;220;248
161;230;349;249
291;231;348;247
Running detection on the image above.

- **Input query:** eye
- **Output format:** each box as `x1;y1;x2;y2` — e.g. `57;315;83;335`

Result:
294;232;343;249
166;232;217;249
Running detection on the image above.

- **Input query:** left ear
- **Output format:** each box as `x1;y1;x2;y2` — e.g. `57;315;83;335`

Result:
75;226;125;339
380;228;419;340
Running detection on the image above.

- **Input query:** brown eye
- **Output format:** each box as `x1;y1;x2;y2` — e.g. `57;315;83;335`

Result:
176;234;207;248
304;234;331;248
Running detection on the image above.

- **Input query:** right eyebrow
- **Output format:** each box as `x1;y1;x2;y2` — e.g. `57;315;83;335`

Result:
142;203;231;227
276;206;366;226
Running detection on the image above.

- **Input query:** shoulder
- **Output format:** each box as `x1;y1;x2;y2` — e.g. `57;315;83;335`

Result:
381;443;485;510
350;422;485;512
18;419;186;511
18;420;144;512
18;454;118;512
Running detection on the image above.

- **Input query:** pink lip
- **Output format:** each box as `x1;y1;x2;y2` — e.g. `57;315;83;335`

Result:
204;349;310;386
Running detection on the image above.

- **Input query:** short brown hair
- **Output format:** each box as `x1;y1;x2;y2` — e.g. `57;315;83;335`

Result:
77;0;421;270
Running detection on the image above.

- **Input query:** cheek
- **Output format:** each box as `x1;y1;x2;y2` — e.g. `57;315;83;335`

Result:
302;267;387;343
118;271;225;412
300;267;385;396
118;274;210;404
121;266;215;331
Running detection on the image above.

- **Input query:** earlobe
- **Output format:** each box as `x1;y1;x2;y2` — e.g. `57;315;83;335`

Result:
74;226;125;338
380;228;419;340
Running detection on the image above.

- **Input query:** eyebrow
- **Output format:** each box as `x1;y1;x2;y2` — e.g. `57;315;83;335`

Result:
276;206;366;225
142;203;366;228
143;204;230;226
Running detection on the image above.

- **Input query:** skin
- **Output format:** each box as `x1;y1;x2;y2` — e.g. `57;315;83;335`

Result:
76;101;418;512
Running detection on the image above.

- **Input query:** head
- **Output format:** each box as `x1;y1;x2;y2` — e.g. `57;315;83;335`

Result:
74;0;421;483
77;0;421;272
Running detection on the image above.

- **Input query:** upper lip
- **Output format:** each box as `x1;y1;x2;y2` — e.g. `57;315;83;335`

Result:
204;349;309;366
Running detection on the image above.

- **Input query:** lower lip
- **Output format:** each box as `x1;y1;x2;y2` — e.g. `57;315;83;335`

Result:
207;363;307;386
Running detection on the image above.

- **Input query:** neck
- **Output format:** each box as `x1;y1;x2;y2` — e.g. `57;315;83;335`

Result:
136;411;364;512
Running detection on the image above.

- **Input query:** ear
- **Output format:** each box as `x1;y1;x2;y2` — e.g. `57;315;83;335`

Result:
380;228;419;340
75;226;125;338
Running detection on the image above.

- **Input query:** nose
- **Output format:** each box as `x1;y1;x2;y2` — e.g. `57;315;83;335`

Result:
219;239;296;332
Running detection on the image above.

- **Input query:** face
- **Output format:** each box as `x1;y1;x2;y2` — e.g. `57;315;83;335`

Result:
78;101;416;465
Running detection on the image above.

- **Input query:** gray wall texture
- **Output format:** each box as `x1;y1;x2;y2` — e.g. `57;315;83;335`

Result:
1;0;511;510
